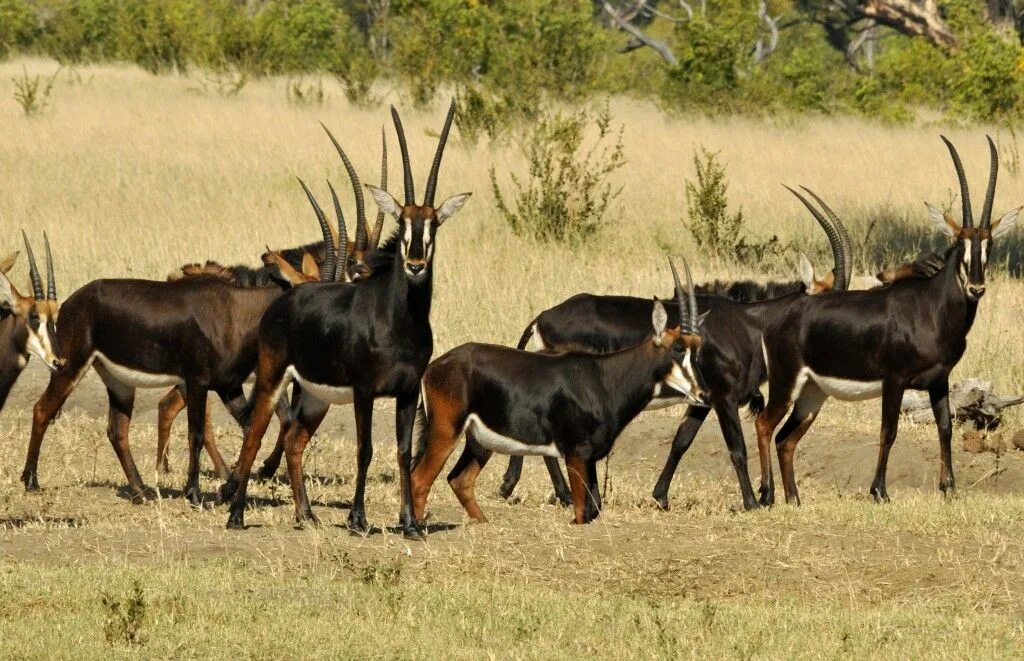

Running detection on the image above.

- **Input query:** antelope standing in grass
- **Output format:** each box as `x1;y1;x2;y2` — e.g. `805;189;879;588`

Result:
0;234;63;410
221;102;470;538
20;177;356;504
154;129;390;480
411;260;705;525
498;198;851;511
754;136;1020;506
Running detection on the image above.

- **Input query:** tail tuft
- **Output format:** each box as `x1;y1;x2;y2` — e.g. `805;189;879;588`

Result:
411;400;428;469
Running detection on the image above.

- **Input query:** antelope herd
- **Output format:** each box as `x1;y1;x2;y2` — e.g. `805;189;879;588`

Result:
1;103;1019;539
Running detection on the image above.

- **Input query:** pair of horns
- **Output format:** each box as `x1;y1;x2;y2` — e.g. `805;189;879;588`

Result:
22;230;56;301
321;124;389;259
392;99;456;207
942;135;999;230
784;186;851;292
668;257;699;334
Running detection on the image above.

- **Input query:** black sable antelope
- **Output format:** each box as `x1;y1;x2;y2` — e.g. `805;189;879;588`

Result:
221;102;470;538
20;180;356;504
498;200;851;511
410;260;705;525
154;130;390;479
754;136;1020;506
0;234;63;410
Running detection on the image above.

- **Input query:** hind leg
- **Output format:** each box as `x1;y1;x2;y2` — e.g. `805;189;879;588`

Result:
257;388;295;481
446;432;493;523
869;381;906;502
583;459;601;522
156;386;185;474
774;383;827;506
284;393;329;525
498;456;523;499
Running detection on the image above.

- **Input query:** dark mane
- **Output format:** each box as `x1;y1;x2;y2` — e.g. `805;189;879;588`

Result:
694;279;805;303
876;250;948;285
167;261;238;283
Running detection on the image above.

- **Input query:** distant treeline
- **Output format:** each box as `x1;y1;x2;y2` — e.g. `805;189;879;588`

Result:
2;0;1023;129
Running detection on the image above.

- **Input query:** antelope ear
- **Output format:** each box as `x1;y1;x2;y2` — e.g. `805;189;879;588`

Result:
0;271;18;313
651;297;668;345
301;252;321;280
265;248;313;287
0;252;18;274
366;184;402;220
991;206;1022;239
435;192;472;226
926;203;959;237
797;252;814;289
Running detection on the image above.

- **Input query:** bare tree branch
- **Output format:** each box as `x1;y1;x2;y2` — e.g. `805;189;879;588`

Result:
602;1;679;66
754;0;780;63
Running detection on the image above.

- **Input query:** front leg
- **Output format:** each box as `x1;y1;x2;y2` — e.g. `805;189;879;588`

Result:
651;405;711;511
184;384;209;506
929;380;955;496
395;391;424;540
869;381;906;503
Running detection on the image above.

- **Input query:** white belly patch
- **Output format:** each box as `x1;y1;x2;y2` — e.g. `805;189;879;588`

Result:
289;367;354;405
93;352;184;388
644;396;689;411
801;368;883;401
463;414;562;458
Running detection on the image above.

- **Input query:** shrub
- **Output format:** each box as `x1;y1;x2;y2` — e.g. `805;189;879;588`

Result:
684;146;784;264
100;579;147;646
491;103;625;246
12;65;60;116
0;0;37;59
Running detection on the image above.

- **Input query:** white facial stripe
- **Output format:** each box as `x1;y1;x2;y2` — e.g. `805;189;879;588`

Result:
662;352;702;404
401;222;412;256
463;413;562;458
981;238;989;265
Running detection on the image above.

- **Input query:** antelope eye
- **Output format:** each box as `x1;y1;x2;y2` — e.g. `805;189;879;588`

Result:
671;339;685;354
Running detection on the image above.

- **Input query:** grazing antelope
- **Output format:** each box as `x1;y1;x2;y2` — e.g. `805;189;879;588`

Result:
220;102;470;538
20;183;357;504
498;199;852;511
154;130;390;480
410;260;705;525
0;233;63;410
754;136;1021;506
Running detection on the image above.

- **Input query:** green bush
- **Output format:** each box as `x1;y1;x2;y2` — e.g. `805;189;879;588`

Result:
0;0;37;58
491;103;625;246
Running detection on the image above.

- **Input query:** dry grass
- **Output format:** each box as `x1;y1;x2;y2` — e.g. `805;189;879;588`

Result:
2;59;1024;657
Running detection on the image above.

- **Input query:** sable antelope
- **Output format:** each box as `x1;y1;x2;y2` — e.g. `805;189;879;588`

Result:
498;203;852;511
220;102;470;538
754;136;1021;506
410;260;705;525
153;129;390;480
0;233;63;410
20;179;359;504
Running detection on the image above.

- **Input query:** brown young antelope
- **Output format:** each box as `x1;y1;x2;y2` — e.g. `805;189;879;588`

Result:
220;102;470;539
410;259;705;526
0;233;63;410
754;136;1020;506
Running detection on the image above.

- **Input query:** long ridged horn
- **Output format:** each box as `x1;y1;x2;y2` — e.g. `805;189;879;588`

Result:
321;123;366;253
328;181;349;282
981;135;999;229
298;178;336;282
391;105;414;204
668;257;689;331
21;230;44;300
683;258;698;332
43;231;56;301
941;135;972;228
423;99;456;207
784;185;847;291
800;186;852;283
371;125;388;250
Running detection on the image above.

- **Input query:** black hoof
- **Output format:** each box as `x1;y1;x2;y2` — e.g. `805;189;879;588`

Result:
21;472;39;491
219;479;238;502
226;508;245;530
742;499;760;511
497;481;515;500
758;490;775;508
296;511;321;528
185;488;202;507
256;464;277;482
346;512;369;534
653;493;670;511
402;524;425;541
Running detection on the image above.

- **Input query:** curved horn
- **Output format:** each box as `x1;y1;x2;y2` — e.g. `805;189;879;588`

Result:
328;181;349;282
941;135;973;228
668;257;689;331
800;186;852;283
683;258;698;333
371;125;388;250
298;178;336;282
321;123;367;253
981;135;999;229
43;231;56;301
21;230;44;300
784;185;847;291
423;99;456;207
391;105;415;205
